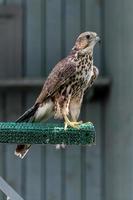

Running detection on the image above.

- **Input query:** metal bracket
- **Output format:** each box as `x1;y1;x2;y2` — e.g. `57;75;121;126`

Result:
0;177;24;200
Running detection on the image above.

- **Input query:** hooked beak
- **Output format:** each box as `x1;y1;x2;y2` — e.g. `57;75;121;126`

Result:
96;36;101;43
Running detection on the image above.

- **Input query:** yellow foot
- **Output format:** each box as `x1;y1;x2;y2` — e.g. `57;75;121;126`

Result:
64;117;82;130
82;121;93;126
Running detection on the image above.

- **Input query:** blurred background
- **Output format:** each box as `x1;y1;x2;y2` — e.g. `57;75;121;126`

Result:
0;0;132;199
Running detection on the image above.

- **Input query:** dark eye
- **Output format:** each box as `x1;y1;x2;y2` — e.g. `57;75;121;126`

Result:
86;35;90;39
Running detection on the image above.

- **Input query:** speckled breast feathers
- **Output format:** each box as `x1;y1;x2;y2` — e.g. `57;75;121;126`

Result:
53;50;95;120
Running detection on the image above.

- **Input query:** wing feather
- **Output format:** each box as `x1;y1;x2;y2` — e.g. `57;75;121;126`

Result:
36;57;76;103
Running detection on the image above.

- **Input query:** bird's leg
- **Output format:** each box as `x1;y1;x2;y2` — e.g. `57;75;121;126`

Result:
56;143;66;149
64;114;82;130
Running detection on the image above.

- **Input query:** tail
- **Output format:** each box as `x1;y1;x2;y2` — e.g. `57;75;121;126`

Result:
15;104;39;159
16;104;39;122
15;144;31;159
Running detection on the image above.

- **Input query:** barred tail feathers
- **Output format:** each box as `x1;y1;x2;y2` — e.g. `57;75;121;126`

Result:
15;144;31;159
15;104;39;159
16;104;39;122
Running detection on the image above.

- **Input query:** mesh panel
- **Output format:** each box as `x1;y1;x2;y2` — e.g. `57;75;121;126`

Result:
0;122;96;145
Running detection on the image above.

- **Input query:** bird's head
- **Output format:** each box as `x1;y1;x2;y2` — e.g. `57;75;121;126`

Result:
73;31;100;54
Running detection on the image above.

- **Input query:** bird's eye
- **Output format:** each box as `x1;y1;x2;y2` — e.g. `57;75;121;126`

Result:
86;35;90;39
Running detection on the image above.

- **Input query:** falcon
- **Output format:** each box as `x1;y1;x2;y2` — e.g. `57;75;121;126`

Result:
15;31;100;158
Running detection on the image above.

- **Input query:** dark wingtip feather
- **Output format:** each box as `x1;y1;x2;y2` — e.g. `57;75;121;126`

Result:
15;144;31;159
16;104;39;122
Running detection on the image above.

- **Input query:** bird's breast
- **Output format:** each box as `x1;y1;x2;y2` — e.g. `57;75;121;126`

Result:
75;55;93;88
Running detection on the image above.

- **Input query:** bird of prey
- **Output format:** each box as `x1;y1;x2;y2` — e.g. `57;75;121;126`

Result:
15;31;100;159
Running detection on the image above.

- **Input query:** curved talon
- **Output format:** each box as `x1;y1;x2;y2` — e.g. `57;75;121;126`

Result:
64;115;83;129
68;121;82;129
64;121;68;130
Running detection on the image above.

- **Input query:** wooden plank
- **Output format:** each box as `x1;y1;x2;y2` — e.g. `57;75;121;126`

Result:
45;1;62;199
45;145;61;200
65;146;81;200
0;95;5;177
26;145;42;200
45;0;62;74
26;0;42;77
0;6;22;78
5;92;23;196
25;1;42;199
0;0;4;4
85;0;101;69
0;93;6;200
83;1;102;199
85;0;101;32
24;92;42;200
5;0;22;4
0;5;23;198
104;1;133;200
85;102;102;200
0;176;24;200
40;0;46;77
65;2;81;200
65;0;81;54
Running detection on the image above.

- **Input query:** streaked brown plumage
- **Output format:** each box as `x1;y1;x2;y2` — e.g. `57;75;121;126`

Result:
15;31;100;158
